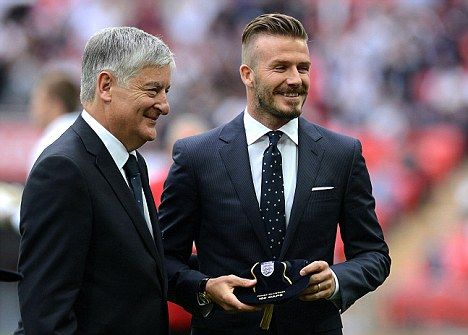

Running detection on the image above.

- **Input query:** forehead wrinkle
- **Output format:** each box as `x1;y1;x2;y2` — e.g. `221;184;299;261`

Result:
249;35;308;62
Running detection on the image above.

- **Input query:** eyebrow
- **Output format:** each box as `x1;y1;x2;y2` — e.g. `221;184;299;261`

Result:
142;82;171;93
273;60;311;67
143;82;164;89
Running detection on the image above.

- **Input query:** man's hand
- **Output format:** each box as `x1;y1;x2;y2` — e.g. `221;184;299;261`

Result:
205;275;260;312
299;261;335;301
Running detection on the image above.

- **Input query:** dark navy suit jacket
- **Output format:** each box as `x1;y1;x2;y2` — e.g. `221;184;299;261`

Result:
18;115;168;334
159;113;390;334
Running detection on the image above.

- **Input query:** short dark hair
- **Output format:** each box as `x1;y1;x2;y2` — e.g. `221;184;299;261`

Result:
242;13;308;46
39;72;80;114
241;13;308;65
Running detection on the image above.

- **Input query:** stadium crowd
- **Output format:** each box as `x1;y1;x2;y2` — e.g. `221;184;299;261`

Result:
0;0;467;333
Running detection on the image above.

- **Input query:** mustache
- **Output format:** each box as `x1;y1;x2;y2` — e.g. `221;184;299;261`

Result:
274;87;308;95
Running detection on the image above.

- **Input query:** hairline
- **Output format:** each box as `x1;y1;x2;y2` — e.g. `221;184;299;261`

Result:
240;13;308;68
241;32;308;68
80;27;175;103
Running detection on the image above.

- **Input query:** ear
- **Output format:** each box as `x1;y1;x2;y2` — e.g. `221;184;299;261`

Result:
97;71;114;103
239;64;255;88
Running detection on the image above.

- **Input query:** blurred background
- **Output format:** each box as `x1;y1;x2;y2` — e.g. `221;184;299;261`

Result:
0;0;467;334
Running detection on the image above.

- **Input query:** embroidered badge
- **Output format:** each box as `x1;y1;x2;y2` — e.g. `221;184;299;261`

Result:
260;261;274;277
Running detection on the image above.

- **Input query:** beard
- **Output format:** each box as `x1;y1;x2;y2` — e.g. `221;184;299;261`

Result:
254;84;306;121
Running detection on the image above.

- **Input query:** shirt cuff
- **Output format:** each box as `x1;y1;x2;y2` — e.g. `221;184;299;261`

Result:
327;269;340;301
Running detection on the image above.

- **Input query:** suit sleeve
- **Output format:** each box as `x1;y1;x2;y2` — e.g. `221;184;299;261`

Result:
330;139;391;312
158;140;206;315
18;155;92;335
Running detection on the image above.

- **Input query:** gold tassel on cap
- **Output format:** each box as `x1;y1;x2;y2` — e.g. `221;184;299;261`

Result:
260;304;274;330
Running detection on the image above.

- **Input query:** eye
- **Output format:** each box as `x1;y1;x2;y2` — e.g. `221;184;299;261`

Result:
298;67;310;74
146;87;162;97
147;90;157;97
145;84;170;97
274;66;286;72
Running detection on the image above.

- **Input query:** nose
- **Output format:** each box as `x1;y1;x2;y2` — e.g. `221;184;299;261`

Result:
154;91;170;115
286;68;302;86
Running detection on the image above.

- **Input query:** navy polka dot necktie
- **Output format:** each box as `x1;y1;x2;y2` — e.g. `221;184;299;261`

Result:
260;131;286;259
124;155;144;216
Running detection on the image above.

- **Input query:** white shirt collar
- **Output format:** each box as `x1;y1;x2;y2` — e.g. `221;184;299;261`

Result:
81;109;135;169
243;108;299;146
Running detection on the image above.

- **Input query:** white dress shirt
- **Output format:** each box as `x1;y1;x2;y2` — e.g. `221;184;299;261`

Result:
29;112;80;171
243;110;340;301
244;111;298;225
82;110;153;238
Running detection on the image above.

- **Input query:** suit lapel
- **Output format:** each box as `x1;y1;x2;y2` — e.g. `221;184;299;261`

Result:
280;118;324;258
219;113;272;257
72;117;159;263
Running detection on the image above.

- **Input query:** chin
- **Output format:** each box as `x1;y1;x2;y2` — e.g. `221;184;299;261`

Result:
142;127;157;140
275;107;301;120
135;136;155;148
272;99;303;116
257;97;302;122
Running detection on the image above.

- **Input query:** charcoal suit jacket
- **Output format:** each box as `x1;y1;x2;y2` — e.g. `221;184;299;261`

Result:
159;112;390;334
18;115;168;334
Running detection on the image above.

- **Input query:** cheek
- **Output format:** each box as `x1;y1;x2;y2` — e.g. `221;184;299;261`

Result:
256;82;273;96
110;107;134;131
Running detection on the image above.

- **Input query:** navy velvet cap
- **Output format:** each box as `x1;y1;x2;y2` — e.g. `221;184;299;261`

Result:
0;268;22;282
234;259;310;305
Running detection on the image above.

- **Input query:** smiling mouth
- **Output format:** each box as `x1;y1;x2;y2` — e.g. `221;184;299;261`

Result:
145;114;159;121
281;93;300;98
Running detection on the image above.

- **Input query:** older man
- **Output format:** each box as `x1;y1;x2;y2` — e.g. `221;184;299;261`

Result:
18;27;174;334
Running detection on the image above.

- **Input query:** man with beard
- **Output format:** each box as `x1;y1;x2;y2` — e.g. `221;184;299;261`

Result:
159;13;390;335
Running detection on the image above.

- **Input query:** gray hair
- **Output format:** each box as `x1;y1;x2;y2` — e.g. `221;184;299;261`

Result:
80;26;175;103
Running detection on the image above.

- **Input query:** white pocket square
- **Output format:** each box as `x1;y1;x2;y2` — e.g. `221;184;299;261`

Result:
311;186;335;191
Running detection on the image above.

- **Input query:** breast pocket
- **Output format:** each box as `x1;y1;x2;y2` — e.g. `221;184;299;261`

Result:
309;188;339;202
304;187;341;224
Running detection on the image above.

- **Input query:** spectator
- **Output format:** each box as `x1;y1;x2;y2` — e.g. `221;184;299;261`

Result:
150;113;209;206
28;70;80;170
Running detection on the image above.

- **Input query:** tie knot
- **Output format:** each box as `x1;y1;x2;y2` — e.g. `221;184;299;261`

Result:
124;155;140;177
267;131;283;146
